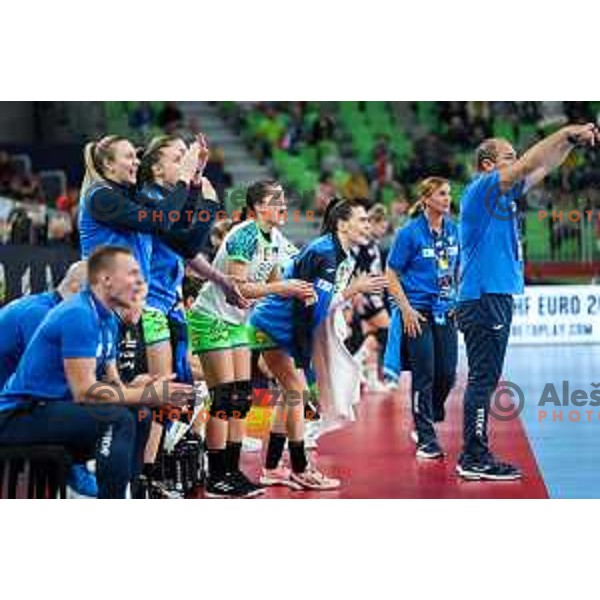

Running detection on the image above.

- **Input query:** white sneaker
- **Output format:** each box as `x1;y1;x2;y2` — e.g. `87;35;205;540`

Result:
290;467;341;491
260;466;302;490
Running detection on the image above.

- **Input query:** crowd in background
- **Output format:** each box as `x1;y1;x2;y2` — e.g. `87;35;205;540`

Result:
0;101;233;250
2;101;600;268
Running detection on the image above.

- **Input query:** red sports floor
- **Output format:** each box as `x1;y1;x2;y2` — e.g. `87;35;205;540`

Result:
193;377;549;499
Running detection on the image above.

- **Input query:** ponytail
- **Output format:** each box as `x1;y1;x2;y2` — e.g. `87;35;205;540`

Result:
407;199;425;218
81;135;128;195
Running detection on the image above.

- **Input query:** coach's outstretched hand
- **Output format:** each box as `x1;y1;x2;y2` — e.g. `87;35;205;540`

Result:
566;123;600;148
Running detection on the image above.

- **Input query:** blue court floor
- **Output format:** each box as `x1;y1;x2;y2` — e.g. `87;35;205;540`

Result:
501;344;600;498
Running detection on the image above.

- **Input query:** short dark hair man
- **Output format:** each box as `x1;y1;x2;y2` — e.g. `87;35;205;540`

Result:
0;246;194;499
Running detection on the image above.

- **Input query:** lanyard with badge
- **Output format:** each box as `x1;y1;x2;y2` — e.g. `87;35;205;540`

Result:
430;223;455;325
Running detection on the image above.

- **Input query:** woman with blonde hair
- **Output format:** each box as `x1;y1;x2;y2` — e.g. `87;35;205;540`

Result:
385;177;460;459
78;134;204;283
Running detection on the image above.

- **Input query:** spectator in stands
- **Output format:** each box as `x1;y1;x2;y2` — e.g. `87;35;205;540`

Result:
47;211;73;247
409;133;453;182
446;115;471;147
563;102;595;124
256;105;286;161
203;147;233;202
311;109;336;144
316;173;337;215
129;102;155;137
390;196;410;230
7;173;41;202
157;101;183;133
7;208;33;245
280;102;307;153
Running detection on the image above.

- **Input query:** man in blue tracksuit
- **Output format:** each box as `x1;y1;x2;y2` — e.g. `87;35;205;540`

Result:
0;261;94;495
0;246;195;498
456;122;599;481
0;262;88;389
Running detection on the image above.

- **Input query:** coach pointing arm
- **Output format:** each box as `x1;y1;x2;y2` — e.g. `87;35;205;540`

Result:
485;123;600;193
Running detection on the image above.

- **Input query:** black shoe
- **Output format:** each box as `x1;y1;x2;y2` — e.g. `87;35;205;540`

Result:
204;474;240;498
456;455;522;481
228;470;265;498
416;439;445;460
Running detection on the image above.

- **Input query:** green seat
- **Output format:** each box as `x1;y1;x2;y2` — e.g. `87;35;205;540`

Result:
299;145;319;170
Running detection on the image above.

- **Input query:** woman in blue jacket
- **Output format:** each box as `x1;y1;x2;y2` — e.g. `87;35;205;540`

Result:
385;177;460;460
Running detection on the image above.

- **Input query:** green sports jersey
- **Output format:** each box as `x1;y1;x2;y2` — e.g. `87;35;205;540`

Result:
192;220;298;325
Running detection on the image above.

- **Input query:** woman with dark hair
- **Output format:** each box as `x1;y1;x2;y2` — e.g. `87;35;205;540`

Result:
187;180;313;498
250;198;387;490
385;177;460;460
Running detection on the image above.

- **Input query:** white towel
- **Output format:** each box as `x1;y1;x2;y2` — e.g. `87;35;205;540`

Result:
311;302;361;427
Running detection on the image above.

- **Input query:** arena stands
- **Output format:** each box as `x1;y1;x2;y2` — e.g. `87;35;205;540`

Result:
214;101;600;280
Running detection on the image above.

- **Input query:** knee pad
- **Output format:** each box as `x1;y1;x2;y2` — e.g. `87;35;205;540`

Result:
229;380;253;419
208;383;236;420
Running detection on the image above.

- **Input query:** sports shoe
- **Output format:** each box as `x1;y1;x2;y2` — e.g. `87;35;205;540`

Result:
204;475;240;499
205;471;264;499
456;455;522;481
66;463;98;498
289;467;341;491
260;465;303;490
416;440;445;460
410;430;419;445
229;470;265;498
